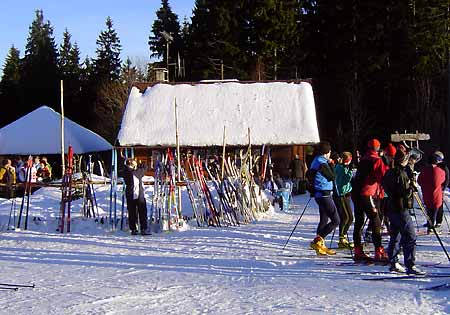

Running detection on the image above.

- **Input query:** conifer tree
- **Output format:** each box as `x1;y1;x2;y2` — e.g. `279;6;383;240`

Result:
0;46;21;126
94;16;122;82
149;0;182;80
20;9;59;113
59;29;83;122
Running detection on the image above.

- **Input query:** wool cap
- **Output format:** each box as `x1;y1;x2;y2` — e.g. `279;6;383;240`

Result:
384;143;396;157
368;139;381;150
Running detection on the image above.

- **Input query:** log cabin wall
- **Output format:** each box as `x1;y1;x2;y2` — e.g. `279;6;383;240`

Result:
131;145;311;179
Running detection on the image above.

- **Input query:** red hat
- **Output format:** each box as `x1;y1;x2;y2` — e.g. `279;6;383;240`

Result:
367;139;381;150
384;143;396;157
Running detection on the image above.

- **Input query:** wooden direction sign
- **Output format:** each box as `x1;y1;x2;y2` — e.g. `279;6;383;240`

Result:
391;132;430;142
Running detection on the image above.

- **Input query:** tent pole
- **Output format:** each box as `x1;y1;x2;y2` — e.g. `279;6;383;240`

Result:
60;80;65;176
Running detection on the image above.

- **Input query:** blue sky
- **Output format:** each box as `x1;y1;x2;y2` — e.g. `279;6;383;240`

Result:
0;0;195;73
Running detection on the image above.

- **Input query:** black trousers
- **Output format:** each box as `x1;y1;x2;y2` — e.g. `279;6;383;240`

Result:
315;195;340;239
436;204;444;225
127;198;148;232
352;195;382;248
338;194;354;237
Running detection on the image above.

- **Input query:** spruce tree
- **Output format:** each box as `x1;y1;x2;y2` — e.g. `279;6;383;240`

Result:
0;46;21;126
94;16;122;82
20;9;59;114
149;0;182;80
59;29;82;122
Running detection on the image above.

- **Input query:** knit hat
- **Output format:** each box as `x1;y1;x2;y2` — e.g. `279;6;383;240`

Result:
367;138;381;150
341;152;352;164
316;141;331;155
384;143;396;157
431;152;444;164
434;151;444;161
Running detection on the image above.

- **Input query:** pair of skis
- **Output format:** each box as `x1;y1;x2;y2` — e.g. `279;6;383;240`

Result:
16;156;34;230
58;146;74;233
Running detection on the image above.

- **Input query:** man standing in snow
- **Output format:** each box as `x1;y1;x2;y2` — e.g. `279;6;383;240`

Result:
351;138;388;262
309;141;340;255
123;158;149;235
433;151;449;229
290;154;306;194
418;152;446;233
382;148;425;275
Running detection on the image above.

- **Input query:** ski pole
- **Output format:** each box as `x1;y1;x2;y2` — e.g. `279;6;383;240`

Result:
282;197;312;250
346;231;354;257
329;228;336;248
414;192;450;261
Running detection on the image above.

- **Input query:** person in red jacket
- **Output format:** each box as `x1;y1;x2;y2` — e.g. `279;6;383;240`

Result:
418;153;446;233
352;138;388;261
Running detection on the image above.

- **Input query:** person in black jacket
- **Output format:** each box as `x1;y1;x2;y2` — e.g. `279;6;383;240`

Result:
382;149;425;275
123;158;149;235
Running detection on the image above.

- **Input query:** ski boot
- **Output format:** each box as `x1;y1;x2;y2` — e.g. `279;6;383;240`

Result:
374;246;389;262
338;236;354;249
389;262;406;273
406;265;426;275
321;243;336;255
353;245;372;262
310;236;327;255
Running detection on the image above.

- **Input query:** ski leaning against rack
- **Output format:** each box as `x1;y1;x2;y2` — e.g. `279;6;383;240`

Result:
58;146;74;233
17;156;34;230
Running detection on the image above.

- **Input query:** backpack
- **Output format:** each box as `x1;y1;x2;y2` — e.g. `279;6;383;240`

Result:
305;168;318;194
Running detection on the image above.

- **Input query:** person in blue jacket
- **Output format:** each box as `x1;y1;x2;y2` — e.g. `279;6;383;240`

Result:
309;141;340;255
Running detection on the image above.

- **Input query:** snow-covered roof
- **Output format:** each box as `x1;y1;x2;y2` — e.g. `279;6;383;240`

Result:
117;81;320;147
0;106;112;154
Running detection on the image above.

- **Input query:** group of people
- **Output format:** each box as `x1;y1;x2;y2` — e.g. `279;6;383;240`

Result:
308;139;448;275
0;156;53;198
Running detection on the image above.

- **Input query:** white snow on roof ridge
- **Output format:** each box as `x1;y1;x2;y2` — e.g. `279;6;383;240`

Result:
118;81;320;147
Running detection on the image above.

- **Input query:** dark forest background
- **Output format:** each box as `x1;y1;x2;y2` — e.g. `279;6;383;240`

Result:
1;0;449;157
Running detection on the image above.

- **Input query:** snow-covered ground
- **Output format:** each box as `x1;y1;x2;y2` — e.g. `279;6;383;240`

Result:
0;181;449;315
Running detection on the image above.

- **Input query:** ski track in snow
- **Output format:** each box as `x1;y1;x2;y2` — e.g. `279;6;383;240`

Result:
0;187;449;314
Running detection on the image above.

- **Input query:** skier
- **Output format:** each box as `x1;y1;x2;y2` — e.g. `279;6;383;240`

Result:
417;152;446;233
351;138;388;261
378;143;397;234
382;148;425;275
123;158;149;235
334;151;354;248
433;151;449;229
309;141;340;255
